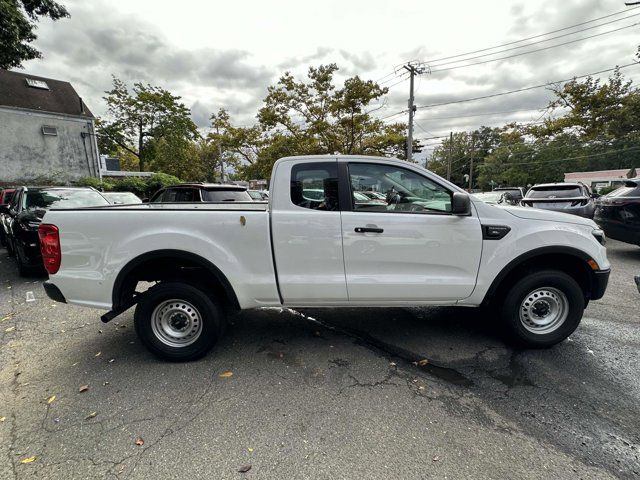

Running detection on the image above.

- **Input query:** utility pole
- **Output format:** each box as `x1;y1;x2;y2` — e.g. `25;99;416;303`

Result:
447;131;453;181
468;132;475;192
401;62;429;162
215;125;225;183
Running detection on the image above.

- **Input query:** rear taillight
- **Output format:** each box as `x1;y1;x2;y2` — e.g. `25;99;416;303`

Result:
38;224;61;274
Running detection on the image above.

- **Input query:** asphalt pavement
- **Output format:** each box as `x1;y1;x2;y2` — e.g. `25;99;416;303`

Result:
0;239;638;479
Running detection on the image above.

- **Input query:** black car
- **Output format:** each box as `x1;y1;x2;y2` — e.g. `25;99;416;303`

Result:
149;183;253;202
594;179;640;246
0;187;109;275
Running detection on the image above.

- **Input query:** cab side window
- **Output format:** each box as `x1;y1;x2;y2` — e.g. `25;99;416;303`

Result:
290;162;339;211
348;163;452;213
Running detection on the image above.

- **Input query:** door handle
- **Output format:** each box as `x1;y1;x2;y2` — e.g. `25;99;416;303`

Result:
355;226;384;233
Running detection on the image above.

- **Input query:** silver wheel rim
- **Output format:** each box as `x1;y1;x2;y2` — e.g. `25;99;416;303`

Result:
519;287;569;334
151;299;202;347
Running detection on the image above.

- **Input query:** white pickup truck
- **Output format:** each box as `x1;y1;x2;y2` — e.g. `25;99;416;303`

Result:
39;156;610;361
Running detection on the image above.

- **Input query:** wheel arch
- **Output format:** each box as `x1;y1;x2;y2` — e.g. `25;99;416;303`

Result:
481;246;601;306
112;249;240;311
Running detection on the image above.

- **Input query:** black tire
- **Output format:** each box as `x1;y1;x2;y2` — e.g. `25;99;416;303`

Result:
500;270;585;348
16;245;38;277
134;282;225;361
6;237;15;257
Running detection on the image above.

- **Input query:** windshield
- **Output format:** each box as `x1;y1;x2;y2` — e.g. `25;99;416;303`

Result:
202;189;252;202
527;186;583;199
606;185;640;197
23;189;109;210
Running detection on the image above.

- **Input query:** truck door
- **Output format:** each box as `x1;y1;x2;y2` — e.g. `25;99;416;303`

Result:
270;160;348;304
340;161;482;302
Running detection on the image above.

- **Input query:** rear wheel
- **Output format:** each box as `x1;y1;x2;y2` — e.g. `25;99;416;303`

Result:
134;282;225;361
500;270;585;348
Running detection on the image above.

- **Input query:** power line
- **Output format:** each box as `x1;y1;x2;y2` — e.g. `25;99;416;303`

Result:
423;6;639;65
415;106;558;121
477;144;640;167
430;21;640;73
416;61;640;109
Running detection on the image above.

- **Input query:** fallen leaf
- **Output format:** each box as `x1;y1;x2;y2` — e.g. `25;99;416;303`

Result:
1;314;14;322
46;395;56;404
135;438;144;446
247;447;254;453
108;358;115;363
238;465;252;473
417;359;429;366
219;371;233;378
94;352;102;357
5;326;15;333
389;362;397;367
79;385;89;393
20;456;36;464
0;416;6;422
432;455;440;462
85;412;97;420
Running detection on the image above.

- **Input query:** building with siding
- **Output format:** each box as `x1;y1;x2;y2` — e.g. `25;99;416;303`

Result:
0;70;100;185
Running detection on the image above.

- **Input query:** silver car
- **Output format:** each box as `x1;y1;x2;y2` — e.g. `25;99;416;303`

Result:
521;182;596;218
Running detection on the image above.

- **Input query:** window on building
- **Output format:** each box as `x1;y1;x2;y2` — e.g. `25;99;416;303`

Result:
26;78;50;90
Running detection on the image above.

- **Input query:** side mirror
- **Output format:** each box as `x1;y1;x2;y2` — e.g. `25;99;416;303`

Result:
591;193;601;199
0;204;9;215
451;192;471;216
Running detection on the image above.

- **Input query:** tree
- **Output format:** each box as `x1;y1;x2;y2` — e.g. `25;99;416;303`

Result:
0;0;69;69
258;64;407;159
98;77;199;171
206;64;409;181
428;126;501;188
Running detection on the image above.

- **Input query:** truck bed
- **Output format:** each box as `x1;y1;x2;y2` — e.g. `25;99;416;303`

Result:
43;202;279;310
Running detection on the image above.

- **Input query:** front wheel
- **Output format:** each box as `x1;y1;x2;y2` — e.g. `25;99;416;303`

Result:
134;282;225;361
500;270;585;348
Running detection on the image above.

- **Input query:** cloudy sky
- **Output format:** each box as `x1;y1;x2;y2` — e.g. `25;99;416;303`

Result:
20;0;640;157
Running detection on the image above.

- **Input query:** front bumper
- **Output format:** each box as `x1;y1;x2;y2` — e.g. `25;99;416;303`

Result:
590;269;610;300
43;281;66;303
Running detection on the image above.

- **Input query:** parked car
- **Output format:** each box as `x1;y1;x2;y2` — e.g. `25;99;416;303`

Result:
149;183;253;203
0;187;109;275
358;191;387;203
521;183;596;218
102;192;142;204
247;189;269;201
593;179;640;246
41;155;609;361
493;187;525;204
0;187;17;246
473;191;509;205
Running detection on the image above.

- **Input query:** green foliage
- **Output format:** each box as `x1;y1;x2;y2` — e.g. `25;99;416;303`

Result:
431;66;640;190
203;65;409;181
75;173;180;198
97;77;199;171
0;0;69;69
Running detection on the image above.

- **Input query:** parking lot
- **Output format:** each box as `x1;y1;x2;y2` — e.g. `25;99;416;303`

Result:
0;239;638;479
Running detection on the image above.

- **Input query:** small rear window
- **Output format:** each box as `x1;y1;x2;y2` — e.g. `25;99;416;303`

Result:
202;189;252;202
527;186;583;199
